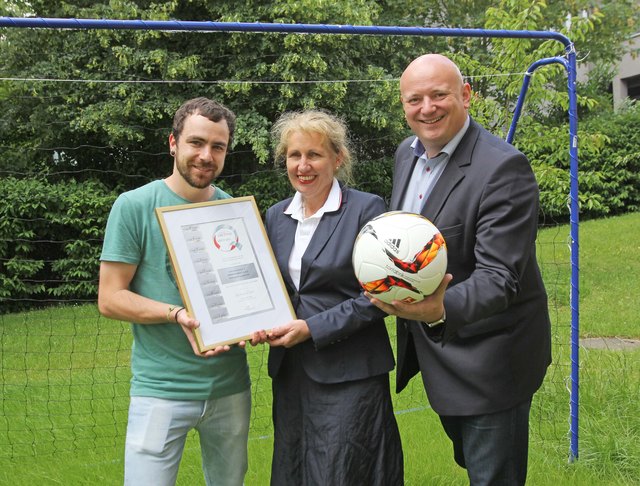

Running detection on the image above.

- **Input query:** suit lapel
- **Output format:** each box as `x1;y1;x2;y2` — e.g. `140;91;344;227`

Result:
421;120;480;222
298;187;348;286
391;146;418;210
272;210;297;290
420;158;464;222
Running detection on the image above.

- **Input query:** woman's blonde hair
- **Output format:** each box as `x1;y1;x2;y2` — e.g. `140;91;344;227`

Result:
271;109;353;184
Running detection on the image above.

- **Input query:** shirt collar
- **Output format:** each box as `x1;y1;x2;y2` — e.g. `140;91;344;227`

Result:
411;116;471;158
284;178;342;220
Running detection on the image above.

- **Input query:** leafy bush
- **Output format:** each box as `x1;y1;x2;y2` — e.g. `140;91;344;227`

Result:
351;157;394;206
514;102;640;221
2;103;639;314
580;101;640;215
232;168;294;215
0;177;117;312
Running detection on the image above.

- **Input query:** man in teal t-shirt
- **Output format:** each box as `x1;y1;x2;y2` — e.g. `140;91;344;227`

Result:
98;98;251;486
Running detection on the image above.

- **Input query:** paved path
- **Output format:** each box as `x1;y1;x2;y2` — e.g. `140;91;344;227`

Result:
580;337;640;350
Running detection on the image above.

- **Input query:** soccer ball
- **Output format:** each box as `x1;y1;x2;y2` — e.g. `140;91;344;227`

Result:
352;211;447;304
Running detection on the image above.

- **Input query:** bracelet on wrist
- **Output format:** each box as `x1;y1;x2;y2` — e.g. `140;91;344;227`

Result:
174;307;186;322
166;305;178;321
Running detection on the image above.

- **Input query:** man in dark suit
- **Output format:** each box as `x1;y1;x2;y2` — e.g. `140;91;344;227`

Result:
369;54;551;485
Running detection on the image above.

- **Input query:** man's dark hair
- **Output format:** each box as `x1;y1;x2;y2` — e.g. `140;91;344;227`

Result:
172;97;236;146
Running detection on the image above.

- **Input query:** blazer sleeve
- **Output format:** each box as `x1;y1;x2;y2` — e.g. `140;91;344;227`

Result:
305;193;389;350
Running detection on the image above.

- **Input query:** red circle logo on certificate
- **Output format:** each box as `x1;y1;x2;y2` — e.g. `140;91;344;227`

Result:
213;224;241;251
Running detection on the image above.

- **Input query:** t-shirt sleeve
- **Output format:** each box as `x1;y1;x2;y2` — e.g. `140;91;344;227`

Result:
100;193;142;265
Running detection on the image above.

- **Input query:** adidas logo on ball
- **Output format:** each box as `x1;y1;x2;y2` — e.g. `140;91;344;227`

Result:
385;238;401;253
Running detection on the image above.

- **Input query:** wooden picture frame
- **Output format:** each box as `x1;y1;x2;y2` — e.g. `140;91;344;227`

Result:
155;196;295;351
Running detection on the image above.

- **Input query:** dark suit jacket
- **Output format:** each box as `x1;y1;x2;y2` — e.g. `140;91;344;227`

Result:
265;185;395;384
392;118;551;415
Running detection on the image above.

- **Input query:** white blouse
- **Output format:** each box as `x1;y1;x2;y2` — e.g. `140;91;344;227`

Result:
283;178;342;289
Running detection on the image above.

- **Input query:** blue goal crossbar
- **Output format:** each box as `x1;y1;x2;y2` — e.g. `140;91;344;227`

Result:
0;16;581;462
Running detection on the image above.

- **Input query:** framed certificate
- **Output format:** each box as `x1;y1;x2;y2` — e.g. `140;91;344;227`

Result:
155;196;295;351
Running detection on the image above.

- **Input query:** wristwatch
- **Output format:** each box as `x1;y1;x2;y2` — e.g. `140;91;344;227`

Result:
424;309;446;328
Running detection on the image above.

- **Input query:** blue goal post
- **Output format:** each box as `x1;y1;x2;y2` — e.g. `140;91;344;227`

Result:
0;16;581;462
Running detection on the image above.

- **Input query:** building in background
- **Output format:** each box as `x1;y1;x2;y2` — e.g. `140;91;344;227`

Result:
611;32;640;104
578;31;640;108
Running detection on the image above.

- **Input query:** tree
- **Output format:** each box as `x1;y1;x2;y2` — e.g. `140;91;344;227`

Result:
1;0;408;194
0;0;637;198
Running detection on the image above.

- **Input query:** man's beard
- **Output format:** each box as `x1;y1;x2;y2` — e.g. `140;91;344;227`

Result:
176;158;218;189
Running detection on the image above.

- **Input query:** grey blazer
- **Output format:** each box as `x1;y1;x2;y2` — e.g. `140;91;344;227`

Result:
265;185;395;384
392;119;552;415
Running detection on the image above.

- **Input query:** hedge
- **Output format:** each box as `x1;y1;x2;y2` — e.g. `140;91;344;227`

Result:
2;103;638;310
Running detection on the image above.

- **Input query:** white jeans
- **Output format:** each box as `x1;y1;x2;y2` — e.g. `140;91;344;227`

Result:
124;389;251;486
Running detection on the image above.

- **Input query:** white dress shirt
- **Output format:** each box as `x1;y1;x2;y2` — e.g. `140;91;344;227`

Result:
401;117;470;213
283;178;342;290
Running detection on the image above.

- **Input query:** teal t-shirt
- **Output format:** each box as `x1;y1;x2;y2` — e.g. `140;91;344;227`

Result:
100;180;250;400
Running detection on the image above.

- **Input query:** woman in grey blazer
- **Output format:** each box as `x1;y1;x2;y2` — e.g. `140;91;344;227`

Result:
262;110;403;486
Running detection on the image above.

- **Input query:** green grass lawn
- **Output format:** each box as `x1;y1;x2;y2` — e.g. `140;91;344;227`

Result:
536;211;640;338
1;213;638;485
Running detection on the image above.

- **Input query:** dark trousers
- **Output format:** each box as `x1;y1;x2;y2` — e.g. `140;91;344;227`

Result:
439;398;532;486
